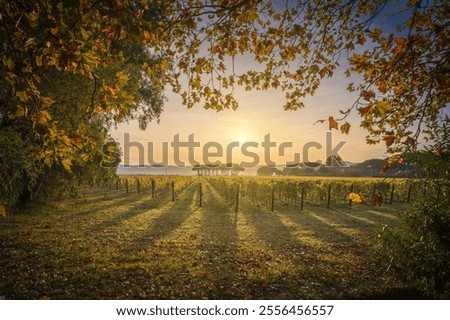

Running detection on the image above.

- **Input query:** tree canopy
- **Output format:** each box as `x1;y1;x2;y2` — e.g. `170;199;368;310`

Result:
1;0;449;210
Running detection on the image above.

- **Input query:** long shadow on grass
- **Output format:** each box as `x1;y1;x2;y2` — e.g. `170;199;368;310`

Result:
72;188;170;219
120;183;199;256
198;182;239;298
322;203;400;225
301;205;377;233
280;206;363;249
86;190;171;234
239;201;333;298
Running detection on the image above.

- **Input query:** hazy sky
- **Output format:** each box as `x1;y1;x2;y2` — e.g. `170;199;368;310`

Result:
109;2;413;166
110;64;387;166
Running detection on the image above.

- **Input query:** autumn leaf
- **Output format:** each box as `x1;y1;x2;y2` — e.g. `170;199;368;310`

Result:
404;136;416;146
319;67;328;78
368;28;382;40
61;158;73;172
33;110;52;125
347;193;366;204
13;106;26;118
357;105;372;116
43;154;53;167
360;89;375;101
383;135;395;147
375;100;392;117
116;71;129;85
42;97;56;107
375;80;388;93
328;116;338;130
340;122;351;134
16;90;30;102
357;36;366;45
0;204;6;218
4;57;15;69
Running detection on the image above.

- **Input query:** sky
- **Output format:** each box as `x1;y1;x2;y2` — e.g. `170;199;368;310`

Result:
110;66;387;167
109;1;411;167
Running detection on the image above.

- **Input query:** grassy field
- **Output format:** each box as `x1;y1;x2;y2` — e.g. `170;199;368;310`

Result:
0;177;420;299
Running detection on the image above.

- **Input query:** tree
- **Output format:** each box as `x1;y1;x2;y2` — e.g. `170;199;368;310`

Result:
257;165;280;176
0;0;166;210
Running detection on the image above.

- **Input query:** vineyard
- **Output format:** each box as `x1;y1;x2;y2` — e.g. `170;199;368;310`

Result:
0;175;425;299
88;175;424;212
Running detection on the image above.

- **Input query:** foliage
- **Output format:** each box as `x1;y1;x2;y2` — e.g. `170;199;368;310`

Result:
154;0;449;154
0;0;165;209
377;118;450;298
257;166;281;176
206;175;415;209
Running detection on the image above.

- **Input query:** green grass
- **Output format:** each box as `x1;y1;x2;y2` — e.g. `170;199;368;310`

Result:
0;178;420;299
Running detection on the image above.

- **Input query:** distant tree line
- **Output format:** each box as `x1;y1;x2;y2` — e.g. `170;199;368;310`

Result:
257;156;431;178
192;163;245;176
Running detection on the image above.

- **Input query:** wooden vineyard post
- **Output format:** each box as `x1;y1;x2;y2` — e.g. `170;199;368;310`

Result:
151;179;155;198
116;180;119;191
271;186;275;212
125;178;129;194
349;184;354;206
327;184;331;209
371;185;376;206
171;181;175;202
235;185;240;213
407;183;412;203
137;179;140;195
199;183;203;207
389;183;395;204
300;187;305;211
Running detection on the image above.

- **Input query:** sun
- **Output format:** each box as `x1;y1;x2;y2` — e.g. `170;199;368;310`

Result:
238;134;249;144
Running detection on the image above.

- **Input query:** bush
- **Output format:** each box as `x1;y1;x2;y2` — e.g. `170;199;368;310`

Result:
378;182;450;298
376;118;450;298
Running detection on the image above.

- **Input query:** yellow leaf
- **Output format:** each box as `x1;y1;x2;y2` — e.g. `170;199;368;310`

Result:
16;90;30;102
369;28;382;39
310;65;320;74
61;158;73;172
376;100;391;117
42;97;56;107
4;57;15;69
160;59;169;70
44;156;53;167
143;30;157;43
116;71;129;85
347;193;366;204
80;28;90;40
34;110;52;124
0;204;6;218
13;106;26;118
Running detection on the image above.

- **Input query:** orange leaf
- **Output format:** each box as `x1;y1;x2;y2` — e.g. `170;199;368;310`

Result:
361;89;375;101
328;116;338;130
383;135;395;147
358;105;372;116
